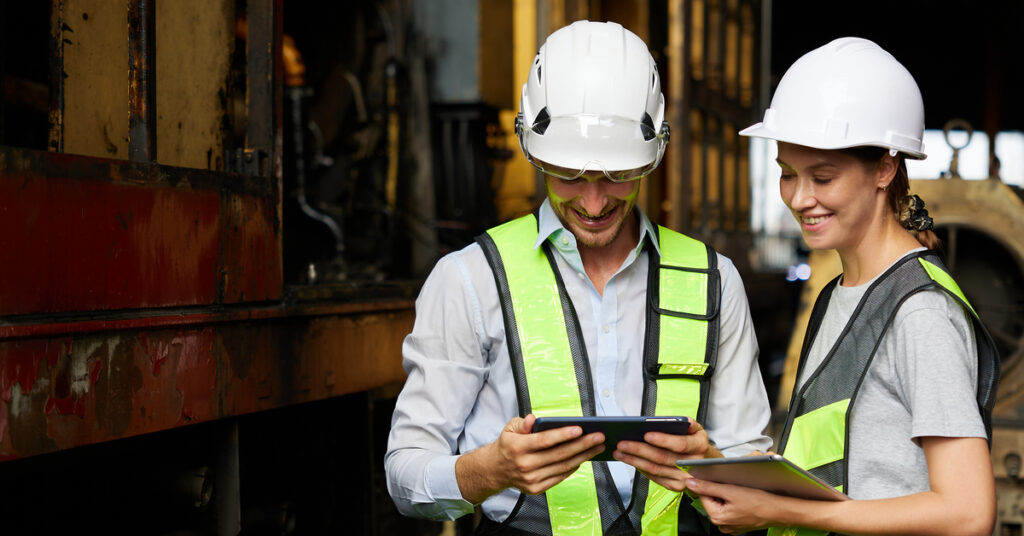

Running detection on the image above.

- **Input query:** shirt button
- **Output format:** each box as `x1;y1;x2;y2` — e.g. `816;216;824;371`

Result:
602;325;610;333
561;236;569;245
602;389;611;397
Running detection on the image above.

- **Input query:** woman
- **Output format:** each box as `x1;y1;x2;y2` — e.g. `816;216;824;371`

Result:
683;37;1000;535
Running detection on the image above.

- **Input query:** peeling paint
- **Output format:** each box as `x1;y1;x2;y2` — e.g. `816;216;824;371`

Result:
0;340;48;401
175;329;216;424
93;337;143;437
140;332;177;375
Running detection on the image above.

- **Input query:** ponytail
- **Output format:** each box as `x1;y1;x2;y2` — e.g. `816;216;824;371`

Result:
843;147;942;250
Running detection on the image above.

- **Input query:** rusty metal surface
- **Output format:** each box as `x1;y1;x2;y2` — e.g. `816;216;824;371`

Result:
0;301;414;461
47;0;65;152
0;146;280;316
127;0;156;162
246;0;282;179
58;0;131;159
156;0;235;171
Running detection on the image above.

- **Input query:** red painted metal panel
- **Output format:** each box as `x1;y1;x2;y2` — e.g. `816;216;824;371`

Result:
0;300;414;461
0;147;282;316
219;192;283;303
0;170;220;314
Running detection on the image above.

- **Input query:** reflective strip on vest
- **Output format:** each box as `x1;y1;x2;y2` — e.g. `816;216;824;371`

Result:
641;226;711;536
483;217;714;535
784;399;848;478
919;258;974;314
487;217;601;536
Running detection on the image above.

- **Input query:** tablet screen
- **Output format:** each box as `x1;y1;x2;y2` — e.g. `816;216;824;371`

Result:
534;416;690;462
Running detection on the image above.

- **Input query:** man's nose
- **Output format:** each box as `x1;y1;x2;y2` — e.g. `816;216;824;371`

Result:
577;180;612;211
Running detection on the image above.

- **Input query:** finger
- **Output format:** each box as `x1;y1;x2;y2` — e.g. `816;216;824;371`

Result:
514;433;604;478
529;426;591;451
685;477;735;499
517;442;606;493
521;460;595;495
613;450;688;491
536;433;604;466
505;416;527;434
641;428;711;458
616;438;687;468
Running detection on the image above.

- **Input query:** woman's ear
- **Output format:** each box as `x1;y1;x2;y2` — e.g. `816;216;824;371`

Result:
876;153;899;186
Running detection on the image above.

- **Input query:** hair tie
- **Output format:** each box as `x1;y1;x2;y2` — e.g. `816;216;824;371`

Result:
901;194;934;232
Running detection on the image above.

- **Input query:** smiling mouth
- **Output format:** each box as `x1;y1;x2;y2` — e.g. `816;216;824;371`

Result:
800;214;831;225
573;205;617;225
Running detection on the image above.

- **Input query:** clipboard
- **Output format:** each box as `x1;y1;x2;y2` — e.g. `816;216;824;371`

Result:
676;454;849;501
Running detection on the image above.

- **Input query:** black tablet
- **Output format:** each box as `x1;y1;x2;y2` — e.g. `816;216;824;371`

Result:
676;454;849;501
533;416;691;462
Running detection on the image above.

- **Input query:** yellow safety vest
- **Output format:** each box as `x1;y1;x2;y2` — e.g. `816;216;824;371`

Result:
768;252;999;536
475;214;720;535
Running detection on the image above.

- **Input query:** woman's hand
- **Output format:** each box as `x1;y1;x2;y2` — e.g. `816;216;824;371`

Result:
685;478;794;535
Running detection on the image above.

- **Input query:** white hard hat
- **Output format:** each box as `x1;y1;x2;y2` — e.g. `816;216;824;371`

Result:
740;37;927;159
516;20;670;181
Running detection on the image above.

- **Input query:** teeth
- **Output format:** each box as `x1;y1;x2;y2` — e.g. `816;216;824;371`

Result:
576;207;612;220
802;215;829;225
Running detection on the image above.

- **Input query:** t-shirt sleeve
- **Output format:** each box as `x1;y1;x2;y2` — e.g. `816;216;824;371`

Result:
891;290;987;440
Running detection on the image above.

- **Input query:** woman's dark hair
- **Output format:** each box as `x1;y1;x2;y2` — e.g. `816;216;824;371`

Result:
840;146;941;250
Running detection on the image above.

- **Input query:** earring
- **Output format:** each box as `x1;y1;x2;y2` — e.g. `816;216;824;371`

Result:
880;183;889;192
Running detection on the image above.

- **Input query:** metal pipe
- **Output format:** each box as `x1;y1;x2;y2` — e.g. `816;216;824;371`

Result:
128;0;156;162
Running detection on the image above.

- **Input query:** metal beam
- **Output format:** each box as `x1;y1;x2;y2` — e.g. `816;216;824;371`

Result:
128;0;157;162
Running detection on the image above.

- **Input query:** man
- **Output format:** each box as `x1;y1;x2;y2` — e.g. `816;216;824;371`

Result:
385;20;771;535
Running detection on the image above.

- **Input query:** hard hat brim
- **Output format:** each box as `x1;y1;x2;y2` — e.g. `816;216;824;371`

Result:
739;122;927;160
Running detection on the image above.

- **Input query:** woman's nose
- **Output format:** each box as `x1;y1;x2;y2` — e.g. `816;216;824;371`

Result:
786;177;816;210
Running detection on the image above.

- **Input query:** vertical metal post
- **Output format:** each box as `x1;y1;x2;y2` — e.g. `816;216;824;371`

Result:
246;0;282;179
715;0;727;232
48;0;65;153
0;0;5;146
215;419;242;536
128;0;157;162
667;0;687;231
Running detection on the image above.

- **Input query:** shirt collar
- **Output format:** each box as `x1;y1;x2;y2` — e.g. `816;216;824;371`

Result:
533;198;662;257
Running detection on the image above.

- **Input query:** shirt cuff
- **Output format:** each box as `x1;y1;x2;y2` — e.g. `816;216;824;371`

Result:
426;454;476;504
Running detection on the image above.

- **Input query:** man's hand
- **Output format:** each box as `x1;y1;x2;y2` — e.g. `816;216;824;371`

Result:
455;414;606;504
612;419;720;491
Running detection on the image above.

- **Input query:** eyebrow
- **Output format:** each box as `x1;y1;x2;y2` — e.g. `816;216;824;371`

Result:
775;158;839;172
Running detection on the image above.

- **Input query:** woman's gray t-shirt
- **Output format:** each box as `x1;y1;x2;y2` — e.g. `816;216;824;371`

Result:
796;250;986;500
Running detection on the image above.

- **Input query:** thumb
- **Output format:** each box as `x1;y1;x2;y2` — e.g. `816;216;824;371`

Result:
507;414;535;434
